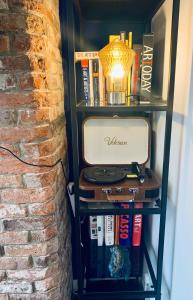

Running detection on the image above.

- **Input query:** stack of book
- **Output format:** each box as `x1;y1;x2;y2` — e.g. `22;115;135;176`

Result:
75;32;154;105
86;203;143;279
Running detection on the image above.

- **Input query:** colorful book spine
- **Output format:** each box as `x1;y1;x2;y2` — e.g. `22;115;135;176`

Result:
131;44;143;95
132;203;143;246
81;59;90;104
105;215;114;246
140;33;154;98
92;59;100;106
119;203;133;247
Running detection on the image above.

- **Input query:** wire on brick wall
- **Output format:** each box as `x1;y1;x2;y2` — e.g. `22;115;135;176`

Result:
0;146;66;178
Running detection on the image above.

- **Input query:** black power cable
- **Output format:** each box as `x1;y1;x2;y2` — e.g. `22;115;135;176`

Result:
0;146;66;177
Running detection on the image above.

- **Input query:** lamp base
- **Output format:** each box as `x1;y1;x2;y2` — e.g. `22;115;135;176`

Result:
107;91;126;105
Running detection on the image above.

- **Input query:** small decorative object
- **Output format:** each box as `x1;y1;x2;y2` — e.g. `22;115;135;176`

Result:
99;39;135;105
108;246;131;279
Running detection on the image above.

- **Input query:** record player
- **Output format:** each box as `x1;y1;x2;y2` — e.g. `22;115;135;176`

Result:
79;116;160;203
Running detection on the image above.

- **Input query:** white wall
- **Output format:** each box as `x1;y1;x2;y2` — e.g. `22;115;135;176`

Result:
151;0;193;299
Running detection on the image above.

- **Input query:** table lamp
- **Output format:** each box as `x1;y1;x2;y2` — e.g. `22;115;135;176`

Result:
99;39;135;105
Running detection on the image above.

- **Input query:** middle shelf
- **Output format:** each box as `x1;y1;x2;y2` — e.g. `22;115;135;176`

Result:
79;200;161;216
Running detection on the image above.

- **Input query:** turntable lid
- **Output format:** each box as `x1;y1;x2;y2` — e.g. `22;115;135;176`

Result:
83;117;150;165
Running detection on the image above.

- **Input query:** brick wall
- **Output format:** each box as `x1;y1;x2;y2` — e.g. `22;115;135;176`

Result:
0;1;72;299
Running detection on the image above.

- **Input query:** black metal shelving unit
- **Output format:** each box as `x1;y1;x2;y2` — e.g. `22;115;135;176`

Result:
59;0;180;299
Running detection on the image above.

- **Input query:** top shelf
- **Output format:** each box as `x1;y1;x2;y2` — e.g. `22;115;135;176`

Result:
77;0;165;21
76;97;168;113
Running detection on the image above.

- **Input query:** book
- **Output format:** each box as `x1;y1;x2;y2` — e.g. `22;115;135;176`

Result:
115;215;120;245
80;59;90;104
131;44;143;96
140;33;154;98
75;51;99;62
97;246;104;277
105;215;114;246
99;60;105;106
132;203;143;246
127;32;133;104
88;216;98;277
92;59;100;106
89;60;94;105
97;216;104;246
119;203;133;247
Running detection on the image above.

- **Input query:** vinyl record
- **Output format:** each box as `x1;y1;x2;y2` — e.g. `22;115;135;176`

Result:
83;166;126;184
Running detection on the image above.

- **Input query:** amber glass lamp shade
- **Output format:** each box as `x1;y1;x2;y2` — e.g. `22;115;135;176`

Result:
99;39;135;104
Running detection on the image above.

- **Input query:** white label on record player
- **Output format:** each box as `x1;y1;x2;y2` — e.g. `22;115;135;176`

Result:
83;117;150;165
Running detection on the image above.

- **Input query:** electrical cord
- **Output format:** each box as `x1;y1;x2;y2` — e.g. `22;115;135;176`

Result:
0;146;66;177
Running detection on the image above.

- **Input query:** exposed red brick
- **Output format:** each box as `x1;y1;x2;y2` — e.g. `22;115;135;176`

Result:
7;263;58;282
0;1;70;299
30;225;57;242
0;256;32;270
0;74;17;91
34;272;60;292
0;174;22;188
0;35;9;52
0;185;54;204
0;14;26;32
28;199;55;216
3;215;55;231
0;203;27;218
4;237;58;256
32;253;58;268
0;92;42;109
23;168;57;188
0;109;17;126
0;125;52;143
26;14;45;34
0;56;30;71
18;73;47;90
0;231;29;244
11;33;47;54
0;281;33;293
18;108;50;124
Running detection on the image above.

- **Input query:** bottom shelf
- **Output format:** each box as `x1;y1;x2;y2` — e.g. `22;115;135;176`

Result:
86;277;142;292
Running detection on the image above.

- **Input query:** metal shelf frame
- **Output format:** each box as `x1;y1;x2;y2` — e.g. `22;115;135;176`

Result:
60;0;181;299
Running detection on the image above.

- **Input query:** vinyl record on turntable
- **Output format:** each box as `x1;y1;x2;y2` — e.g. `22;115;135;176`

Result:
83;166;127;184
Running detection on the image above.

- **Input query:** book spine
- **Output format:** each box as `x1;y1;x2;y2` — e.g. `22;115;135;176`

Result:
140;33;154;97
131;45;142;95
132;203;143;246
88;216;98;278
75;51;98;61
97;216;104;246
99;60;105;106
92;59;100;106
115;215;119;245
89;60;94;105
89;216;98;239
81;59;90;104
105;215;114;246
127;32;132;105
119;203;133;247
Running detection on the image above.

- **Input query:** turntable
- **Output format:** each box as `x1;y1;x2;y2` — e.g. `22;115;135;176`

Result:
79;116;160;203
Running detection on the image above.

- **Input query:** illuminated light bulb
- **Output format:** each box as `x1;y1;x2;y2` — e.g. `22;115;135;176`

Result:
99;39;135;105
110;63;124;78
